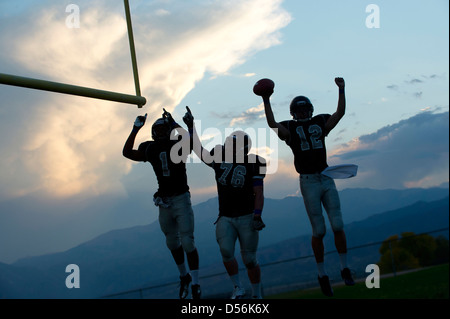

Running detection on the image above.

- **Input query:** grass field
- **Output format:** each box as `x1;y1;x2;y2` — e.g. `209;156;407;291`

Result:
267;263;449;299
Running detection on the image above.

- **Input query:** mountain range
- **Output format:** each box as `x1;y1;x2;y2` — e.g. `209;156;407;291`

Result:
0;186;448;299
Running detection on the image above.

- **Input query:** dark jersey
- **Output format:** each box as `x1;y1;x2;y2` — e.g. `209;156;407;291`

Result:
206;147;266;217
138;137;191;197
280;114;331;175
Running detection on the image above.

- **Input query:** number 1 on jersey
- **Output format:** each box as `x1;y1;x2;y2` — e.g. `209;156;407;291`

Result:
159;152;170;177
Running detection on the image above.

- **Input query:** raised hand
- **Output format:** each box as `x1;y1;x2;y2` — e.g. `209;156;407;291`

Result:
183;106;194;129
335;77;345;89
133;113;147;131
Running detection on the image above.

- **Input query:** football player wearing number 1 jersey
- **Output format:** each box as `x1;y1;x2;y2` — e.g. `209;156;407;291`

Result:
261;77;355;297
122;110;201;299
183;107;266;299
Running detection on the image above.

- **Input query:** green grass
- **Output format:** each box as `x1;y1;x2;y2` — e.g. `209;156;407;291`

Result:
267;263;449;299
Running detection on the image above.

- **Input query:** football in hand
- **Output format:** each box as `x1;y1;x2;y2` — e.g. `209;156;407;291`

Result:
253;78;275;96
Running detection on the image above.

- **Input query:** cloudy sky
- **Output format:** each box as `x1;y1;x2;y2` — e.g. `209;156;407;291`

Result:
0;0;448;263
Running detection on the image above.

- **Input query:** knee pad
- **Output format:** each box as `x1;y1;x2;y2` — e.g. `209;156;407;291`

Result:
180;234;196;254
330;216;344;233
312;226;326;239
220;246;235;262
165;235;181;251
241;251;258;269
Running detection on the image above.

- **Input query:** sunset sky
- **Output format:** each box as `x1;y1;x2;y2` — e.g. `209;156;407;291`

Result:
0;0;448;263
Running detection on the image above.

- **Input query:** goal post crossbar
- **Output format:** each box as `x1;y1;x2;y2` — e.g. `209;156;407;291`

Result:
0;73;146;107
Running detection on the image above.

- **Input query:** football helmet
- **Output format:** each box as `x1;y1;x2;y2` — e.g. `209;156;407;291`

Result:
224;130;251;160
151;118;171;140
290;96;314;121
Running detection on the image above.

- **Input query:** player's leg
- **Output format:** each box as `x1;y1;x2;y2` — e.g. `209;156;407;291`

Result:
300;174;333;296
322;176;354;286
159;205;184;270
238;214;262;299
174;194;199;275
174;192;202;298
300;175;327;267
159;203;191;299
216;216;244;298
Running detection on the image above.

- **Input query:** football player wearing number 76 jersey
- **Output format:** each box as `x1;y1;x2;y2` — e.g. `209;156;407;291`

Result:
122;110;201;300
183;106;267;299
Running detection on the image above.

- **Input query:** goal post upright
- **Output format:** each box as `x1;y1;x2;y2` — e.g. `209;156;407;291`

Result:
124;0;143;107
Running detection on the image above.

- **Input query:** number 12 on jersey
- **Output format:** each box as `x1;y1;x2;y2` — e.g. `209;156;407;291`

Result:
296;124;324;151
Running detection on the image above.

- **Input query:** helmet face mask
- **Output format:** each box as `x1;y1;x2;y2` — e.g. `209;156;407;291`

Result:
152;118;171;140
290;96;314;121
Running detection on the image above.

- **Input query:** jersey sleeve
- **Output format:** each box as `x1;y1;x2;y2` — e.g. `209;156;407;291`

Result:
203;145;223;168
249;154;266;185
279;120;290;129
318;114;331;124
137;142;151;162
279;120;293;145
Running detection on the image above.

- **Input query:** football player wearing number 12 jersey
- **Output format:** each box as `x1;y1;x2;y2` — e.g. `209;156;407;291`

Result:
261;77;355;297
122;110;201;299
183;107;267;299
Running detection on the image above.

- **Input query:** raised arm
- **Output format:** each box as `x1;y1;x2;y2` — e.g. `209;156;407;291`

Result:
325;77;346;135
262;94;290;141
182;106;211;165
122;114;147;162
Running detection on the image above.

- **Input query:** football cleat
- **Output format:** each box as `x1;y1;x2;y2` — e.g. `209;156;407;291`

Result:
341;268;355;286
191;284;202;299
179;273;192;299
318;275;334;297
231;286;246;299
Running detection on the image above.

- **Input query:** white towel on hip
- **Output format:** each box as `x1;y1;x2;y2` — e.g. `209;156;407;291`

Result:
321;164;358;179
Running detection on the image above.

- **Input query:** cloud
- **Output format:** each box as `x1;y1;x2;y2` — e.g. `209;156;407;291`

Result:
229;103;265;126
405;78;424;84
0;0;292;199
329;111;449;189
413;91;423;99
210;102;266;127
385;73;446;99
386;84;399;90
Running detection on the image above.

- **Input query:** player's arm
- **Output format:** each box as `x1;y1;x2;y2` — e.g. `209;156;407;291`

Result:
123;114;147;162
252;155;266;231
253;183;264;213
163;108;186;134
162;108;193;155
252;179;265;231
262;94;290;141
325;77;346;135
182;106;211;165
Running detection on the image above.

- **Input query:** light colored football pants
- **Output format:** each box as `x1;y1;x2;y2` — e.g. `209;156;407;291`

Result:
158;192;196;253
300;174;344;238
215;214;259;269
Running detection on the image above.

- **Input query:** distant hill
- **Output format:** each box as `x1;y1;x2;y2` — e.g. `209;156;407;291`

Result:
256;196;449;296
0;187;448;299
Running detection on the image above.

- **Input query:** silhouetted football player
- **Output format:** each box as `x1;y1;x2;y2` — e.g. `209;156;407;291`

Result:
183;107;266;299
123;110;201;299
261;77;355;297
